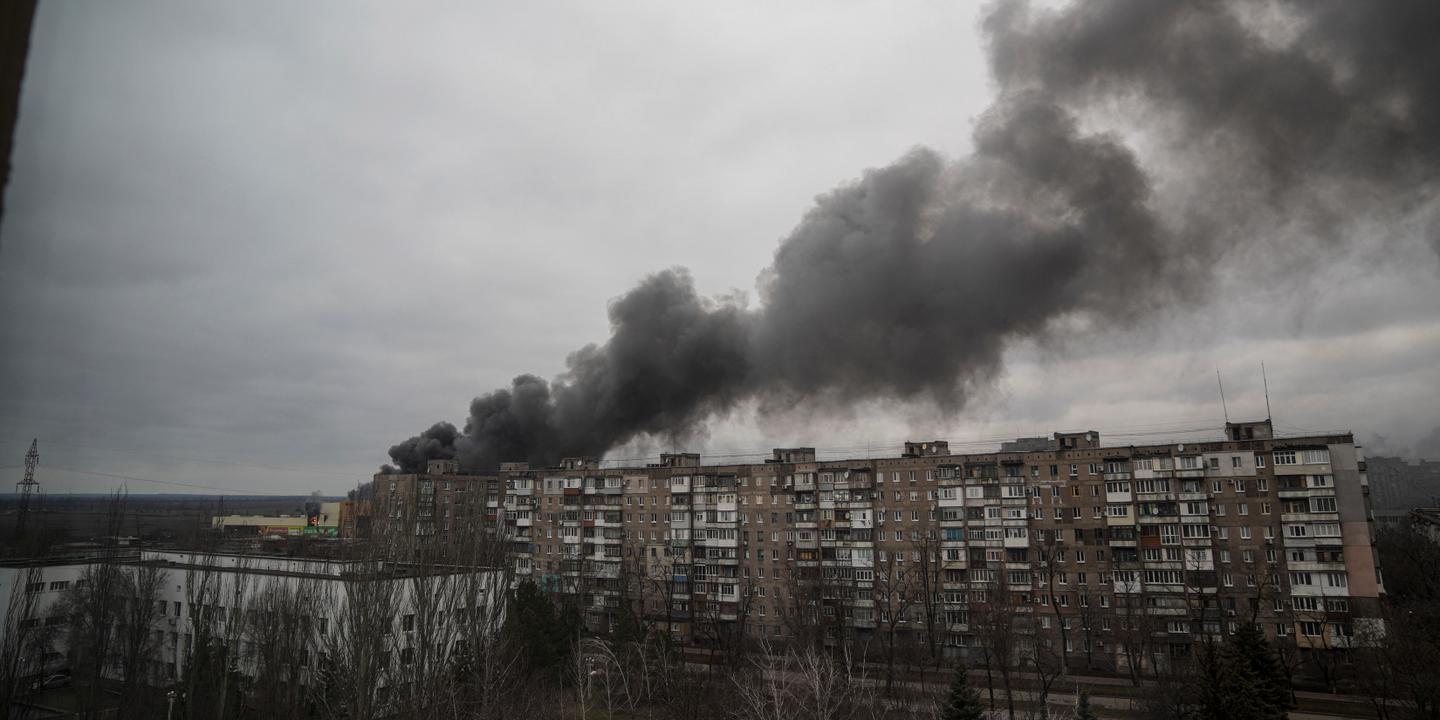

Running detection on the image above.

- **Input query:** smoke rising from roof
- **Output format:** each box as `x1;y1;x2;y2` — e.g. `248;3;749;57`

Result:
384;0;1440;473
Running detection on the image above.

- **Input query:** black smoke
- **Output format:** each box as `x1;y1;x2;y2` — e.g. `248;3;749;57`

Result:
381;421;458;474
386;0;1440;473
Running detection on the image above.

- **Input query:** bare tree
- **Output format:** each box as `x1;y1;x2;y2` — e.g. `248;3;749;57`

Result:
115;561;167;715
872;545;918;694
1072;593;1108;673
402;515;506;716
1026;639;1066;720
909;530;947;666
968;573;1019;720
1032;530;1070;677
612;538;654;642
0;561;54;712
314;542;401;720
693;568;755;668
732;640;882;720
1352;525;1440;720
178;545;247;720
1111;568;1156;684
62;491;140;718
244;570;323;718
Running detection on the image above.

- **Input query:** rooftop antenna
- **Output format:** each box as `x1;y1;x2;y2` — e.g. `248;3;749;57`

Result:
1261;361;1273;422
1216;366;1230;423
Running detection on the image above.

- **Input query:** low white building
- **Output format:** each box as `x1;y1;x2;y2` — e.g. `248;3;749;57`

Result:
0;550;502;701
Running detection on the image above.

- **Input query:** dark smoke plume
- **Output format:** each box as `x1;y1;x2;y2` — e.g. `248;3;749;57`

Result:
382;421;458;473
386;0;1440;473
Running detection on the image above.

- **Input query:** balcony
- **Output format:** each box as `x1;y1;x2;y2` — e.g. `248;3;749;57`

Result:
1287;560;1346;572
1113;580;1142;594
1278;487;1337;500
1280;511;1339;523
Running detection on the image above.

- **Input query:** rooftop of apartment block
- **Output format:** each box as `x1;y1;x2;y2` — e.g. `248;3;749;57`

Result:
377;419;1357;481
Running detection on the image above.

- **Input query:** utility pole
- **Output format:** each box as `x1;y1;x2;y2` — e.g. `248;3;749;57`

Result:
14;438;38;537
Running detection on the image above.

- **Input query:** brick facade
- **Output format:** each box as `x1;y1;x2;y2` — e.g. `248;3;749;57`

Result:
373;420;1382;670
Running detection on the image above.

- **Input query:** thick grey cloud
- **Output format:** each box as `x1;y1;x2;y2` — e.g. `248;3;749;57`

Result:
2;1;1438;493
0;1;989;492
386;0;1440;473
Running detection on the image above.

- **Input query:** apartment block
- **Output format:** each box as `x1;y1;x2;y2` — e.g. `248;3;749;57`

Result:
372;419;1382;671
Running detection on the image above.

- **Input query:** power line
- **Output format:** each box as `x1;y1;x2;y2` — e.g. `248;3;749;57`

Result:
38;466;290;496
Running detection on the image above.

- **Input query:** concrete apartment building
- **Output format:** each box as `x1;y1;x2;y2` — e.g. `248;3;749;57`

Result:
373;419;1382;671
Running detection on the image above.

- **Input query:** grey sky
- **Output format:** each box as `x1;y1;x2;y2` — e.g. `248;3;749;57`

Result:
2;1;1437;495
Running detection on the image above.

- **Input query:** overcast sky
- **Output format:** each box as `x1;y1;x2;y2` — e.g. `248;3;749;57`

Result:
2;1;1438;496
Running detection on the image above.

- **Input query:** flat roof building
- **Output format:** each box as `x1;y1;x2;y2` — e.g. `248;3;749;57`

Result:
0;549;501;712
